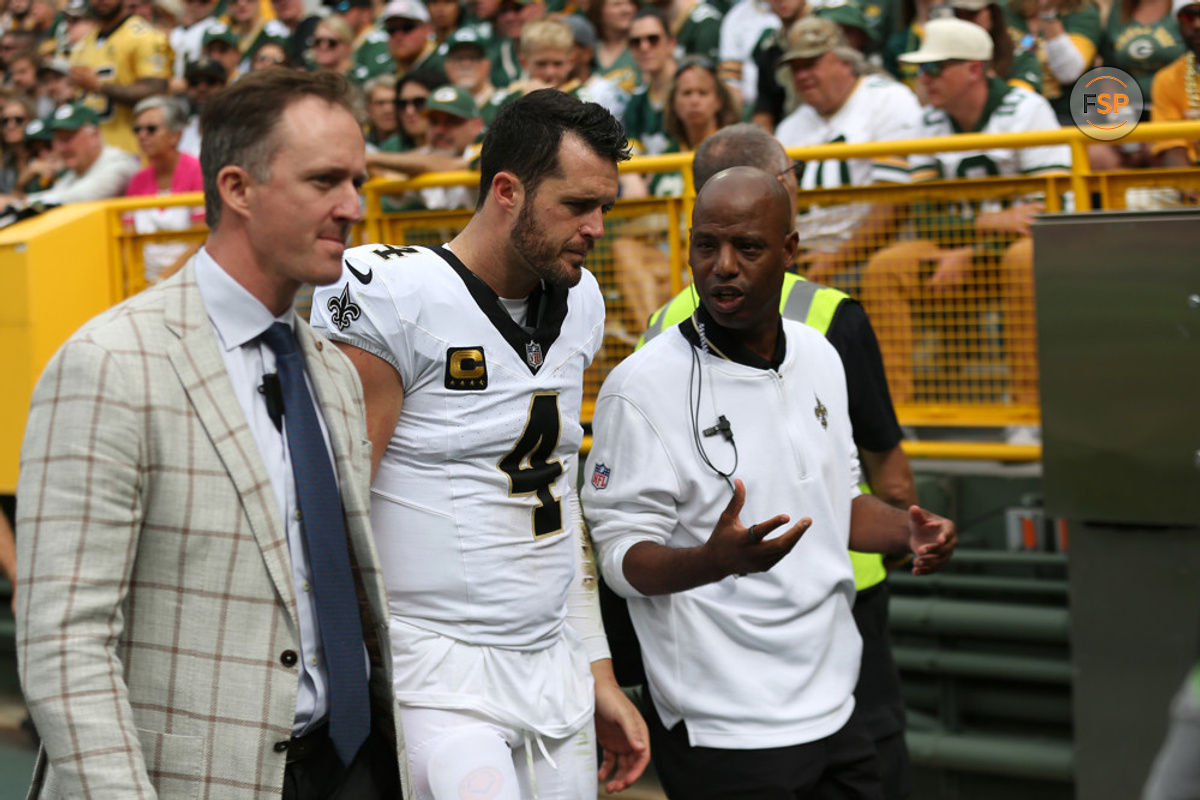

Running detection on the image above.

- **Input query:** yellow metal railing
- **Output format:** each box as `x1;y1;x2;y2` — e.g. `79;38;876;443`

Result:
2;121;1198;490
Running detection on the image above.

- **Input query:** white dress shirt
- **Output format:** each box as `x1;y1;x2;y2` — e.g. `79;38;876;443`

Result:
194;247;334;736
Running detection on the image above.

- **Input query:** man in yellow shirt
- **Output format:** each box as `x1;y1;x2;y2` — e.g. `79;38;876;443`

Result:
67;0;170;155
1150;0;1200;165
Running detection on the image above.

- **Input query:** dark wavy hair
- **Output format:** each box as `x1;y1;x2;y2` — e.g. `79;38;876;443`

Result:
476;88;630;209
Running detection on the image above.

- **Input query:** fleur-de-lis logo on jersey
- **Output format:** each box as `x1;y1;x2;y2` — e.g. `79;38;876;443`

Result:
327;283;361;331
814;395;828;429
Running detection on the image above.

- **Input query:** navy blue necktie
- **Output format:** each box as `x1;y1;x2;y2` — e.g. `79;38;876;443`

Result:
259;322;370;767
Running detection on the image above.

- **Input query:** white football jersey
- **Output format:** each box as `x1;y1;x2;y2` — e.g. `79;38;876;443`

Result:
775;75;920;251
910;78;1071;180
311;243;605;650
718;0;779;106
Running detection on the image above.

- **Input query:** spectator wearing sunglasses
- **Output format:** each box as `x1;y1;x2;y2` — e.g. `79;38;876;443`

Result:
365;84;483;209
377;66;445;154
270;0;323;65
863;18;1068;414
310;15;357;78
123;95;204;283
177;57;226;156
10;102;139;207
0;94;35;194
382;0;438;77
623;7;677;156
774;16;918;287
250;39;292;69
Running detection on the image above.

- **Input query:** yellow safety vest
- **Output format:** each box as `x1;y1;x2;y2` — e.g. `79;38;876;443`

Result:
638;274;889;592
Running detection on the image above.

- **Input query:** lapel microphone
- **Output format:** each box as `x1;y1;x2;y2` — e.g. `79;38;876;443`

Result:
260;373;284;432
703;415;734;442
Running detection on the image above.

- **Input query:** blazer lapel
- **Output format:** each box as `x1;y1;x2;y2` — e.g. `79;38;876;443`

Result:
162;262;298;619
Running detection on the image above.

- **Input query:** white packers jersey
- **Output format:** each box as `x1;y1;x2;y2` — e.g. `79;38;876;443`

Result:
910;78;1071;180
310;243;605;651
775;75;920;252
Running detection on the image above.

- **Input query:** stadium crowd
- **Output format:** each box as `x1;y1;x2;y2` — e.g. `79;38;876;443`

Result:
2;0;1199;795
0;0;1195;212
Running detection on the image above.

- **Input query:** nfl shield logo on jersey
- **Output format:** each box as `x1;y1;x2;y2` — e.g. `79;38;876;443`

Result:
591;463;611;490
525;341;544;369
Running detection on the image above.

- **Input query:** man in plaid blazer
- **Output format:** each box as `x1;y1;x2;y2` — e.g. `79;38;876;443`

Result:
14;71;404;799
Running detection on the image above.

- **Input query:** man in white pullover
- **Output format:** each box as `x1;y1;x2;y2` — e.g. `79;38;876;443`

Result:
583;166;957;799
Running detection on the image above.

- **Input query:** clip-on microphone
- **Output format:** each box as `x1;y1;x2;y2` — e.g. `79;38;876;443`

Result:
259;373;284;432
703;415;734;442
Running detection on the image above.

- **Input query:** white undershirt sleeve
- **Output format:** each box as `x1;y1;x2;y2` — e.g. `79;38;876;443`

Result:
1043;32;1086;83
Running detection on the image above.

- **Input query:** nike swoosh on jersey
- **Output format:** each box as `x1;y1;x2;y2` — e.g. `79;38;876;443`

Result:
346;260;373;284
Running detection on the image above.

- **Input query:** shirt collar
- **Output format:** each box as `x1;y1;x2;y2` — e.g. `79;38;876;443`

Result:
951;76;1011;134
677;302;787;371
194;246;294;352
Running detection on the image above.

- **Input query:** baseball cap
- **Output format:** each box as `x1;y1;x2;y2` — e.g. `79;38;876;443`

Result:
36;56;71;77
444;26;489;55
778;16;845;63
814;1;877;43
898;17;992;63
944;0;993;10
24;117;52;142
63;0;89;18
154;0;182;17
564;14;597;48
381;0;430;23
185;57;228;84
1174;0;1200;15
49;103;100;131
202;24;239;48
425;84;479;119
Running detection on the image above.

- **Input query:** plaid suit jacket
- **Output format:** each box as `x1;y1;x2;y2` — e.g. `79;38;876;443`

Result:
15;262;406;799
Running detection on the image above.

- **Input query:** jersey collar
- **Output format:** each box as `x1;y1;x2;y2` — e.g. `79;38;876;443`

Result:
951;76;1011;134
677;303;786;372
431;244;569;375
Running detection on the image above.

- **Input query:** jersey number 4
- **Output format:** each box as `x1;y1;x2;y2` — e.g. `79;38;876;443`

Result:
499;393;564;538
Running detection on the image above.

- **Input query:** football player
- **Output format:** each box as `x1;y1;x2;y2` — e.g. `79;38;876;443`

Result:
311;89;649;800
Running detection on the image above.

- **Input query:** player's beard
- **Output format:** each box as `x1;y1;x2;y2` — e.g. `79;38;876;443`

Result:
509;194;584;289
